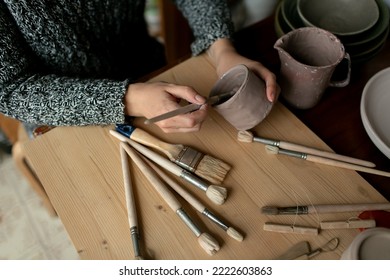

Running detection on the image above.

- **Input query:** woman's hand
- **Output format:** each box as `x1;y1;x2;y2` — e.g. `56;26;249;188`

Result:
124;82;208;133
207;38;280;102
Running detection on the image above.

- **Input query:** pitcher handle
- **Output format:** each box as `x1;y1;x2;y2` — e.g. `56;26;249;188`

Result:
329;52;351;88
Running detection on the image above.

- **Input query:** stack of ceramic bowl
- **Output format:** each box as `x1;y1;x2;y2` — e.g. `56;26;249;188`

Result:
274;0;390;64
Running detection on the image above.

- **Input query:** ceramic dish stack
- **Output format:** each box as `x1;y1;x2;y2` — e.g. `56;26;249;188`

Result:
274;0;390;64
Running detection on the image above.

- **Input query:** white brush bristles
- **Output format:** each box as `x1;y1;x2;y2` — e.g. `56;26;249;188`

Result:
206;185;227;205
237;130;254;143
195;155;231;185
265;145;279;154
198;233;220;255
227;227;244;242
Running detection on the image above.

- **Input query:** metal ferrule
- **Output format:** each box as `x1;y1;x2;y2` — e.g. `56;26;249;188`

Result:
202;208;228;231
278;148;307;159
179;169;208;192
254;137;280;147
278;206;309;215
176;208;202;237
174;147;202;172
130;226;141;257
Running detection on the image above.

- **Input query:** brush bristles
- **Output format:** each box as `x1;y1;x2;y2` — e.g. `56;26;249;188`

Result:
198;232;220;255
227;227;244;242
195;155;231;185
265;145;279;154
206;185;227;205
237;130;254;143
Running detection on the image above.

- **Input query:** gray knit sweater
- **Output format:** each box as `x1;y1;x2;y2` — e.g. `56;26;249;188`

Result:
0;0;234;126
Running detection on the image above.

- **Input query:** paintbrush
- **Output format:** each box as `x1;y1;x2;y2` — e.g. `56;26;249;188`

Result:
110;130;227;205
238;130;375;168
261;202;390;215
119;144;143;260
265;145;390;178
144;157;244;242
116;124;231;185
121;142;220;255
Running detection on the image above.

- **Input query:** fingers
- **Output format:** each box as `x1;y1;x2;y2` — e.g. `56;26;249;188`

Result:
248;64;280;103
156;105;208;133
163;83;206;105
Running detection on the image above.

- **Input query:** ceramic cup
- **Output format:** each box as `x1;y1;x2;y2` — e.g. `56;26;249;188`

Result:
341;227;390;260
209;64;274;131
274;27;351;109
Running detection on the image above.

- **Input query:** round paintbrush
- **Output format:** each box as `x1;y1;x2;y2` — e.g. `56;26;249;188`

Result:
121;142;220;255
111;130;227;205
119;144;143;260
144;157;244;242
238;130;376;168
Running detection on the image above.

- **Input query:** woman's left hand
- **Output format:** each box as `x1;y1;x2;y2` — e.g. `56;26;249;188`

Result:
207;38;280;102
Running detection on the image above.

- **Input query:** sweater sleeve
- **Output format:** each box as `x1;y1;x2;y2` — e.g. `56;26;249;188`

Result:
172;0;235;56
0;4;126;126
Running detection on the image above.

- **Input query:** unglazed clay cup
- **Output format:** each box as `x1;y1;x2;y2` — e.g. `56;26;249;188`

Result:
209;64;274;131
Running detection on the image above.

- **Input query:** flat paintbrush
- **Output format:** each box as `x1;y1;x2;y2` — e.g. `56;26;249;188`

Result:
119;144;143;260
266;145;390;178
238;130;375;168
121;142;220;256
261;202;390;215
116;124;231;185
144;157;244;242
110;129;227;205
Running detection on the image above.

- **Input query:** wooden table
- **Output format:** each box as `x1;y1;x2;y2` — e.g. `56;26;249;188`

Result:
23;16;389;260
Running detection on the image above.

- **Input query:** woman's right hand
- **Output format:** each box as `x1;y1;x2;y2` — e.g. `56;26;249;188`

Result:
124;82;208;133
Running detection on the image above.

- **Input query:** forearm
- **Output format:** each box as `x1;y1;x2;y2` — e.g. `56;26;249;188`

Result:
1;74;127;126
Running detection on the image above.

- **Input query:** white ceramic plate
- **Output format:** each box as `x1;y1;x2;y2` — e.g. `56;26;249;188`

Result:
361;67;390;159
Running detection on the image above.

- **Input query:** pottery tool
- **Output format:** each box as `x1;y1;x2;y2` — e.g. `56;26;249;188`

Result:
144;91;234;124
121;142;220;255
276;237;339;260
320;218;376;230
261;202;390;215
263;222;319;235
116;124;231;185
238;130;375;168
110;130;227;205
265;145;390;178
144;157;243;242
119;144;143;260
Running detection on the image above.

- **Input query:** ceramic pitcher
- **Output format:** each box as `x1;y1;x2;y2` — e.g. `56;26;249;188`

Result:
274;27;351;109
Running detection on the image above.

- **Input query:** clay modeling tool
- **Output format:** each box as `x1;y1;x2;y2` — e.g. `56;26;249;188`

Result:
121;142;220;255
144;157;243;242
300;237;340;259
263;222;319;235
119;144;143;260
261;202;390;215
320;218;376;230
144;91;234;124
237;130;375;168
265;145;390;178
275;241;311;260
116;124;231;185
110;130;227;205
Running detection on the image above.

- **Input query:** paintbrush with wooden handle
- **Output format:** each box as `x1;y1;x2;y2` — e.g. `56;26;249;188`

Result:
144;157;244;242
119;144;143;260
238;130;375;168
116;124;231;185
110;130;227;205
265;145;390;178
120;142;220;255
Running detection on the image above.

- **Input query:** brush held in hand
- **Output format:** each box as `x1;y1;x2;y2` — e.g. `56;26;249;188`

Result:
116;124;231;185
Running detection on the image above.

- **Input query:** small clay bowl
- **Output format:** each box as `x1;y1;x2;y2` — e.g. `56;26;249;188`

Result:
297;0;380;36
209;64;274;131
